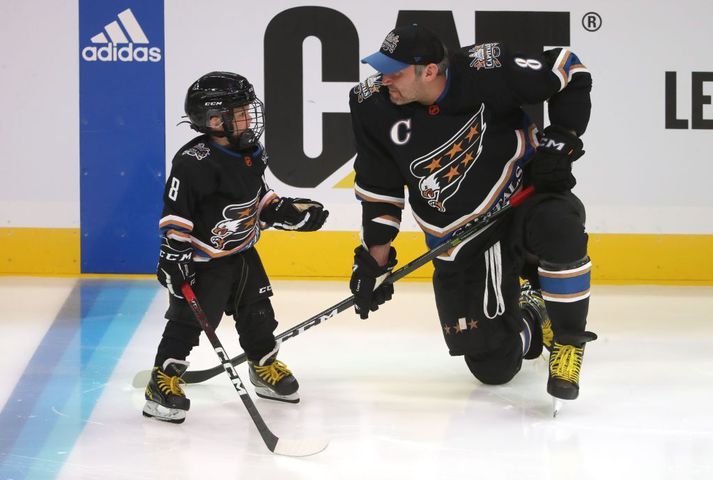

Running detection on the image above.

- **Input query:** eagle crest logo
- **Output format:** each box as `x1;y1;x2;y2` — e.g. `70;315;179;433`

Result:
409;104;486;212
210;195;259;249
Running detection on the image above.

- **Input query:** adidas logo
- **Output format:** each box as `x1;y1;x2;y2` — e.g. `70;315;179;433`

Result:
81;8;161;63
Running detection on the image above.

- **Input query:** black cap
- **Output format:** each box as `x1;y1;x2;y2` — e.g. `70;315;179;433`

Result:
361;24;446;74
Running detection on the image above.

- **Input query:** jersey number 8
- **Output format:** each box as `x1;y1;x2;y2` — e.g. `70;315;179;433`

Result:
168;177;180;201
514;57;543;70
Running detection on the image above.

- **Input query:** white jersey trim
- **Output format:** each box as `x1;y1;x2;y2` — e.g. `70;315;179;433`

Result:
434;221;498;262
552;48;570;91
538;261;592;278
542;290;591;303
159;214;194;231
371;216;401;230
355;183;405;207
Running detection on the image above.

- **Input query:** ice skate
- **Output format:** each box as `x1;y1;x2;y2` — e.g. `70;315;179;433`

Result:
548;332;597;416
519;280;554;357
248;351;300;404
143;358;190;424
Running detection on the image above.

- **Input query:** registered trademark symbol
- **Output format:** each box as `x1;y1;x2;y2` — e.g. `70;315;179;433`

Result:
582;12;602;32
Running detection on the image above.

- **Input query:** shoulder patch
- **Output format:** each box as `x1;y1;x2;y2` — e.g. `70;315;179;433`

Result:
467;43;502;70
182;142;211;161
352;74;383;104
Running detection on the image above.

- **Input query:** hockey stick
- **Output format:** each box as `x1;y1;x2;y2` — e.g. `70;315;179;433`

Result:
180;283;328;457
131;186;534;388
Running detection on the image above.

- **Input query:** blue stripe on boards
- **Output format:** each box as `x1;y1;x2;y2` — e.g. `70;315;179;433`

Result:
79;0;166;273
0;280;157;480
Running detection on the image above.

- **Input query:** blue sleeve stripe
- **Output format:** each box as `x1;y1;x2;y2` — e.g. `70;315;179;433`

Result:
539;272;591;294
160;224;192;235
538;261;592;299
539;268;591;303
564;52;581;71
552;49;589;91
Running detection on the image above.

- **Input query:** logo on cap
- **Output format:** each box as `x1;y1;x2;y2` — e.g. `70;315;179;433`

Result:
381;32;400;54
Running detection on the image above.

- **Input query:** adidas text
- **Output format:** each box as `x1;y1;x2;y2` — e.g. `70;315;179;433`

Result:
82;44;162;62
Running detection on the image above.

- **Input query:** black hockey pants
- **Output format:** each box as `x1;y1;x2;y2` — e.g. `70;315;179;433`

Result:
433;191;589;385
154;247;278;367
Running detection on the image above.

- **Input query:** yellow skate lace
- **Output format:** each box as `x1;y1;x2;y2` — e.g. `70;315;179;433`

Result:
253;360;292;385
156;368;186;397
550;343;583;384
542;317;554;349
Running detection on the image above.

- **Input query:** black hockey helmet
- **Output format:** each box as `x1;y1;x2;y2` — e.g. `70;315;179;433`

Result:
184;71;264;149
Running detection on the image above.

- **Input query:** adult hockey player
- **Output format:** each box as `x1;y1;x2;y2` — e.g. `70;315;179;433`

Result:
143;72;329;423
348;25;596;411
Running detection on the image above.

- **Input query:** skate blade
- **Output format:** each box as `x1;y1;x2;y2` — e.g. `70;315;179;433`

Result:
143;400;187;424
272;437;329;457
552;397;568;417
254;387;300;404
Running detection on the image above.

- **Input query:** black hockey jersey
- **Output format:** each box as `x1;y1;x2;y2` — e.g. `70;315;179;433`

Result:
350;43;592;259
159;135;277;261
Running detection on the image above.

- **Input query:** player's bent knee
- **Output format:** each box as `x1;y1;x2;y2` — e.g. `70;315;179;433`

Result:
464;354;519;385
527;200;588;263
463;333;523;385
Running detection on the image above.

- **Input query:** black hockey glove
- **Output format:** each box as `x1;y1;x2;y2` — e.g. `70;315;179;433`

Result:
349;246;397;320
260;197;329;231
157;236;195;299
530;125;585;193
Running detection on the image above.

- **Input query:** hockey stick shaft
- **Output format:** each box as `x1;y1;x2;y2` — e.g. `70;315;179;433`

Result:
178;185;534;385
180;284;327;456
180;284;328;456
181;283;280;452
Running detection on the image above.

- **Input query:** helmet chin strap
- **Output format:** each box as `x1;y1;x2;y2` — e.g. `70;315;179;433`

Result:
232;130;256;149
205;129;256;150
214;111;256;150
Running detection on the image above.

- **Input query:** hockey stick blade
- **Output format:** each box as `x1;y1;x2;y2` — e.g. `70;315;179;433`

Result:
132;369;152;389
272;437;329;457
130;186;535;388
181;283;328;456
